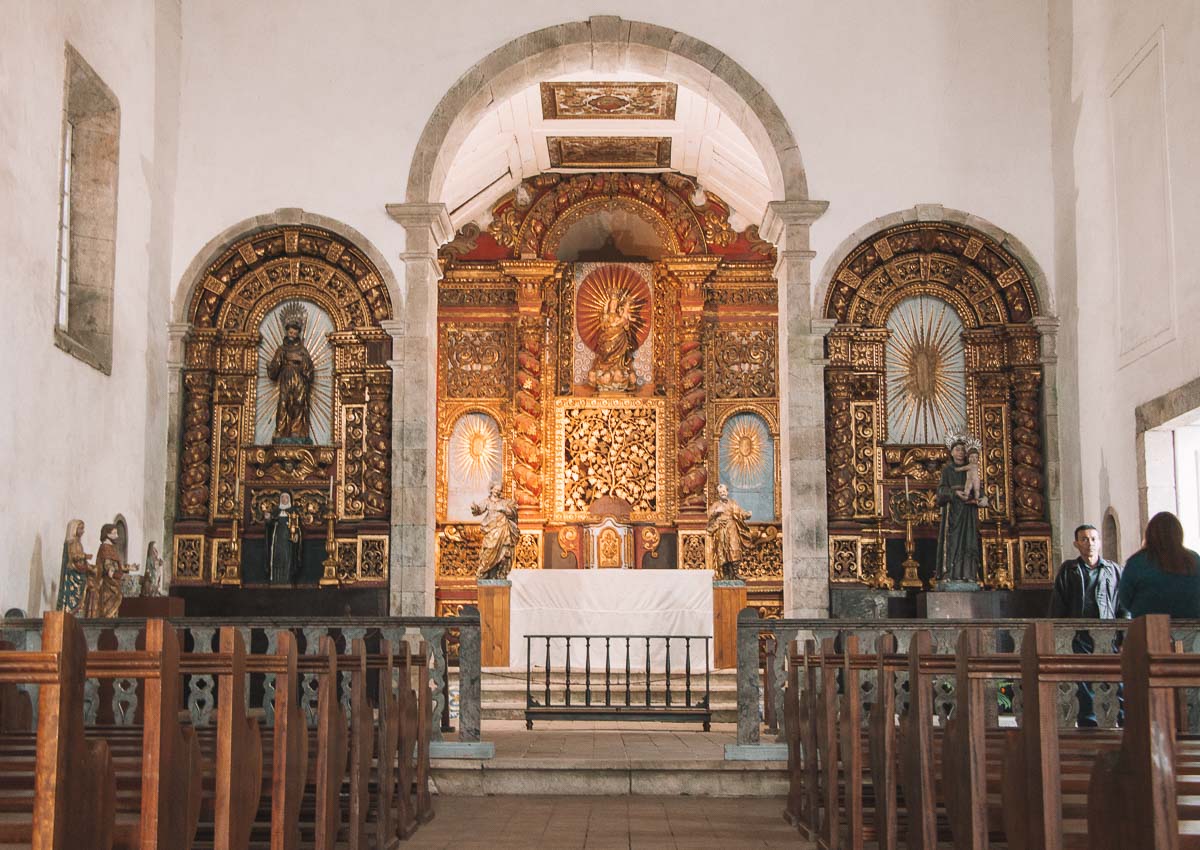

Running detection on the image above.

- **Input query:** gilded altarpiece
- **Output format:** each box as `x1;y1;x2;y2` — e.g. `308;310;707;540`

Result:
434;173;785;619
823;222;1051;588
174;225;393;587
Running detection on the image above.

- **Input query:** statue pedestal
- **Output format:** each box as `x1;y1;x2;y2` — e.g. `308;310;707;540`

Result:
477;579;511;668
118;596;185;618
713;580;747;669
918;588;1036;619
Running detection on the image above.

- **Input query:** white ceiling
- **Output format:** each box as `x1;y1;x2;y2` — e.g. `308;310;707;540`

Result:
441;71;773;233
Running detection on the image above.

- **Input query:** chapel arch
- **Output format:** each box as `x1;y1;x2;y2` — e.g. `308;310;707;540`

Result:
822;215;1056;599
390;16;829;616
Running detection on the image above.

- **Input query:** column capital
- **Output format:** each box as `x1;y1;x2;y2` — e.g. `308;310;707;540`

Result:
761;200;829;244
385;202;454;246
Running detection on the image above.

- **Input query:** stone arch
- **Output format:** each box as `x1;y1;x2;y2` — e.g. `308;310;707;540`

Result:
1102;507;1121;562
815;204;1054;320
404;15;809;207
171;208;402;327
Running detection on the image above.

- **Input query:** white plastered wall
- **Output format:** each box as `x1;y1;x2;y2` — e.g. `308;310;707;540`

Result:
0;0;181;615
1050;0;1200;562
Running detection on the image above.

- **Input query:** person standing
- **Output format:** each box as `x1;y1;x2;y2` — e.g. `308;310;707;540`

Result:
1117;511;1200;618
1048;524;1127;727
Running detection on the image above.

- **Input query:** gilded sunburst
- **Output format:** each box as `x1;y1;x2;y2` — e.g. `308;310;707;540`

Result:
885;295;967;444
450;414;502;487
256;299;334;444
575;264;652;353
720;414;769;488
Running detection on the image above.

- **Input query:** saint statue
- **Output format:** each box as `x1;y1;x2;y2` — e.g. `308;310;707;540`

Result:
268;302;315;444
139;542;164;597
266;492;302;585
588;291;639;392
707;484;756;581
85;523;128;618
471;483;520;580
935;433;984;586
55;519;90;614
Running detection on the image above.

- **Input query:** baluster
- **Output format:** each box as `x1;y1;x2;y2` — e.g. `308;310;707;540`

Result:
645;637;651;707
300;626;322;727
565;638;572;708
111;626;139;725
419;624;449;743
705;637;711;710
187;626;217;727
605;637;612;707
585;637;591;707
625;638;631;706
544;637;552;707
237;626;253;713
526;635;532;708
262;630;280;727
343;627;369;720
665;638;672;708
82;625;101;724
685;637;692;708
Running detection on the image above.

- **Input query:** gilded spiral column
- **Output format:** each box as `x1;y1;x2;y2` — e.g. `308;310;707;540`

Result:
1011;368;1045;521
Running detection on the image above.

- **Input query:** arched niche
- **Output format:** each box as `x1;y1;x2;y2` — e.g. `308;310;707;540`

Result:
823;218;1053;590
1102;508;1121;563
441;410;507;523
168;222;395;594
716;410;778;523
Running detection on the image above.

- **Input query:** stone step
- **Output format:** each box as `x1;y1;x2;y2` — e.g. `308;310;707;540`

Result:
478;704;739;723
431;758;787;797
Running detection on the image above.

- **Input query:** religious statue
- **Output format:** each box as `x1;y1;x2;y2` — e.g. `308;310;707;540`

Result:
588;291;639;392
266;492;302;585
139;542;164;597
935;433;984;586
55;519;90;614
707;483;756;581
267;302;315;444
85;523;128;618
471;483;520;580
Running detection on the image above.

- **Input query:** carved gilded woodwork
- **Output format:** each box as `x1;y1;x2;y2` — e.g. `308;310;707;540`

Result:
173;535;205;581
547;136;672;169
711;404;782;522
711;325;777;399
678;316;707;509
553;397;668;523
824;220;1049;588
738;530;784;581
437;525;482;583
358;536;388;580
177;225;393;588
679;532;707;570
540;82;678;120
440;324;512;399
435;403;508;525
512;317;545;509
514;532;543;570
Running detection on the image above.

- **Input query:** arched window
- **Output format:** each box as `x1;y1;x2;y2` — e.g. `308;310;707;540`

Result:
1102;508;1121;563
446;413;504;522
885;295;967;444
718;412;776;522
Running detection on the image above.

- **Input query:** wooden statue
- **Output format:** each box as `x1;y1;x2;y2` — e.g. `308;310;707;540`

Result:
706;483;755;580
84;523;128;618
267;302;315;444
55;519;90;614
471;483;519;580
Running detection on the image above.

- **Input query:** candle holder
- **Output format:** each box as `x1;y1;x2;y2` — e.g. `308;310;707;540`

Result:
986;519;1015;590
863;521;893;589
319;487;341;588
890;491;931;590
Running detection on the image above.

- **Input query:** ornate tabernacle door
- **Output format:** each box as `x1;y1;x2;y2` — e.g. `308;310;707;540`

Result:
434;172;785;619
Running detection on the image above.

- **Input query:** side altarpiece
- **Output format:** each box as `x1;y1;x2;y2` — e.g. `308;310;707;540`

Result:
173;226;393;590
434;173;785;619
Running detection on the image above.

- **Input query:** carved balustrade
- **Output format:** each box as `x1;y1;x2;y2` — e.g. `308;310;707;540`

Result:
734;609;1200;746
0;610;483;743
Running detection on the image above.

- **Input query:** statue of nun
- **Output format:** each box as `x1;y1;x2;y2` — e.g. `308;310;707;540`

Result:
266;492;302;584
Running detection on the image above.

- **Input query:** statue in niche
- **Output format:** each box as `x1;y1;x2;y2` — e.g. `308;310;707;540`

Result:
85;523;129;618
706;483;756;581
588;290;639;392
935;432;984;587
55;519;90;614
472;483;520;580
139;542;164;597
266;492;302;585
268;302;315;444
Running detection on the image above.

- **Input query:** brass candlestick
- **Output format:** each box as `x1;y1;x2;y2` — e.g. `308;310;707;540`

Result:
891;490;927;590
864;521;893;589
988;519;1015;590
319;483;341;588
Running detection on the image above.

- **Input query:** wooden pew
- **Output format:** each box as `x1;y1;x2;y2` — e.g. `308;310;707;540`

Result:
867;633;899;850
0;611;115;849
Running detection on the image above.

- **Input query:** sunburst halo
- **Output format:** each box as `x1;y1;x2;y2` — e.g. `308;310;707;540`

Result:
451;414;502;487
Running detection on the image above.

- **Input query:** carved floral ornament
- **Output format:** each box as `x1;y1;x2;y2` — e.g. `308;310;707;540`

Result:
439;173;776;263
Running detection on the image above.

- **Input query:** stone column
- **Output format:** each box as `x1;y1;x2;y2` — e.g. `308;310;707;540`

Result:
761;200;829;618
161;321;191;584
1032;315;1063;566
384;203;453;615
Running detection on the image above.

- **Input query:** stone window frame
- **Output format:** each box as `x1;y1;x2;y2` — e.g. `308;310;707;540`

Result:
53;43;120;375
1135;374;1200;531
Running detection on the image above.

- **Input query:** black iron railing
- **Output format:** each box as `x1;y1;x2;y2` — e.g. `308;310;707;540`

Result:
524;634;712;729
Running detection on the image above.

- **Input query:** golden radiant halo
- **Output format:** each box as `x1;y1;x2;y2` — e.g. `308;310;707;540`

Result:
722;416;768;488
575;264;653;353
450;414;502;487
885;296;966;445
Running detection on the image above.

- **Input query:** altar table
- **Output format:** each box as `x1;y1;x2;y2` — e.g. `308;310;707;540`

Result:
509;569;714;671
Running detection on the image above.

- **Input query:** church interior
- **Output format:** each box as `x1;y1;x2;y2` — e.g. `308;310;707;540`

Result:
3;1;1200;847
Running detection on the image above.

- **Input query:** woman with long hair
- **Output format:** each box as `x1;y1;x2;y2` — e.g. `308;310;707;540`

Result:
1117;511;1200;618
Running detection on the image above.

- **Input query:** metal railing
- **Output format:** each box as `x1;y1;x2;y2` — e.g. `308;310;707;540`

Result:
0;609;483;742
735;608;1200;746
524;634;712;729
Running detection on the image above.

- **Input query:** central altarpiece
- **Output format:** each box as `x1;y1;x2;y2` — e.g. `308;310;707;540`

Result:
434;173;785;620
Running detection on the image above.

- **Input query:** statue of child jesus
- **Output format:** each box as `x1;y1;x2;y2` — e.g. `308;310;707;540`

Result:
958;447;989;507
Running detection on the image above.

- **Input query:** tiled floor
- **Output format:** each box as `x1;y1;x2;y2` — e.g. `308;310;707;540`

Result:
478;720;737;763
404;795;812;849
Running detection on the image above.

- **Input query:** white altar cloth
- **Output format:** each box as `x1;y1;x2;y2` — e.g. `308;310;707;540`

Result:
509;569;714;671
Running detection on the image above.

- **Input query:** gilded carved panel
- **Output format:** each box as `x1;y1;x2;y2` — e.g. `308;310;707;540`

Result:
441;324;512;399
711;325;777;399
540;82;678;120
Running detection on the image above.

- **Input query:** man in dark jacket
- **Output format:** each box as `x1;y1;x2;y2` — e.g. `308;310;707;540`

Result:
1048;524;1128;726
